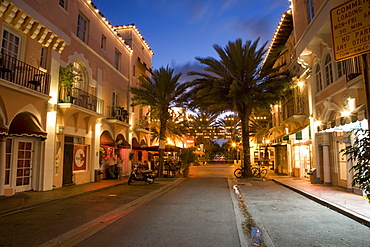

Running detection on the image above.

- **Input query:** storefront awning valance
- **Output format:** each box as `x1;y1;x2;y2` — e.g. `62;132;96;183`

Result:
100;131;115;147
116;134;131;149
283;125;311;141
9;112;47;140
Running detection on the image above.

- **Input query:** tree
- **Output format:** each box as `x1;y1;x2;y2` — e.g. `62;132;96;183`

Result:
130;66;188;177
342;129;370;203
185;38;290;177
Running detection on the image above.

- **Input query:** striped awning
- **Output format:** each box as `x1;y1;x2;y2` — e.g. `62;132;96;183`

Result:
283;125;311;141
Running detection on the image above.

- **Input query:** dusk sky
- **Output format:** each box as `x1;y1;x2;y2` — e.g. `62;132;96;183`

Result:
92;0;290;77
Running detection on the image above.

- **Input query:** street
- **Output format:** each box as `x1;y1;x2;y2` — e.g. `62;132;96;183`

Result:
0;163;369;247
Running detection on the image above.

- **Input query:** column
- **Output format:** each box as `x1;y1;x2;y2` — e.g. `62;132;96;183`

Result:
323;145;331;185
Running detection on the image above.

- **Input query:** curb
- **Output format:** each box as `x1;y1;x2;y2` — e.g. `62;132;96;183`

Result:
272;179;370;228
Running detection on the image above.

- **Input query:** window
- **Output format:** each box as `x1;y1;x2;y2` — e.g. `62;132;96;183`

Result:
40;47;47;69
2;29;20;58
101;35;106;50
315;64;322;92
112;91;118;117
72;62;88;91
77;13;89;43
59;0;67;9
324;54;333;86
114;49;121;70
305;0;315;23
337;60;346;78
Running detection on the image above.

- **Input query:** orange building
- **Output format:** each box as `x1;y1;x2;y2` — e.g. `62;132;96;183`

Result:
0;0;153;196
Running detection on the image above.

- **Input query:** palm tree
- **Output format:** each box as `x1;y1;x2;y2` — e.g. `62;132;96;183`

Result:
130;66;188;177
186;38;290;177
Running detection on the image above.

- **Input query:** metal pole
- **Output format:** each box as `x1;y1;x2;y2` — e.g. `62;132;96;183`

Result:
362;53;370;130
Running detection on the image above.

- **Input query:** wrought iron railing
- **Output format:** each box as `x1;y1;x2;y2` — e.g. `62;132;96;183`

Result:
58;85;103;113
107;106;129;123
344;56;362;82
0;52;50;94
282;97;302;119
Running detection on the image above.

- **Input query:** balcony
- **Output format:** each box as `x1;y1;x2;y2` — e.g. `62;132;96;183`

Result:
58;85;103;114
344;56;362;82
107;106;129;123
0;53;50;95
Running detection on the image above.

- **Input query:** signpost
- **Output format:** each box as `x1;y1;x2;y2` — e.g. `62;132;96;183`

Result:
330;0;370;62
330;0;370;130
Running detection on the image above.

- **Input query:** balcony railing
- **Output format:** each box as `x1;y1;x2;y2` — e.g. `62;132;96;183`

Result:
344;56;362;82
58;85;103;114
107;106;129;123
282;97;303;119
0;52;50;94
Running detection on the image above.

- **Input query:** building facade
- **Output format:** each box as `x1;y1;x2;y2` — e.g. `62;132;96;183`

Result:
267;0;368;194
0;0;153;196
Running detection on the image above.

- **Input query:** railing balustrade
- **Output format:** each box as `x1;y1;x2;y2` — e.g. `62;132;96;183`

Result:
107;106;129;123
0;52;50;94
58;85;103;114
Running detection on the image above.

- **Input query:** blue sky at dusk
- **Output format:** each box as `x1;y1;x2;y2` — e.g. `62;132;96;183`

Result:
92;0;290;75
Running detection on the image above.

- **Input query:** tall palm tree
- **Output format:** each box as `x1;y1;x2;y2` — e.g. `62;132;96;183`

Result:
186;38;290;176
130;66;188;177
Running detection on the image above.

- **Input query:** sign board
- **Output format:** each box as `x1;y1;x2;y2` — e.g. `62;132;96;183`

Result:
330;0;370;61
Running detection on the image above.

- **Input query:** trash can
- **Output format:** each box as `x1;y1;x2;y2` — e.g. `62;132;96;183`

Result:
308;169;317;184
94;169;102;182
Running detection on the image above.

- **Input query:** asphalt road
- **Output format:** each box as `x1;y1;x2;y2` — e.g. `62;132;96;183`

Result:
1;163;369;247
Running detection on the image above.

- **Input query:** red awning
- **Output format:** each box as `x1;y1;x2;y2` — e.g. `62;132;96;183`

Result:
9;112;47;140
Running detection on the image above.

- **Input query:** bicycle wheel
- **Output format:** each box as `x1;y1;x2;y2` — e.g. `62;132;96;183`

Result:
234;168;243;178
260;168;268;178
251;167;258;178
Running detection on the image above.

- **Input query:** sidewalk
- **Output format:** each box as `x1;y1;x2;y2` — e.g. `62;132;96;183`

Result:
0;179;127;217
267;173;370;227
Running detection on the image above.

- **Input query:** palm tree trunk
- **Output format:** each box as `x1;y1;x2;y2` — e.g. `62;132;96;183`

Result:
157;119;167;178
240;108;252;177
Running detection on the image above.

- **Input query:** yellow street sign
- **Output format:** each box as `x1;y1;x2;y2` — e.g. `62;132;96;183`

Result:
330;0;370;61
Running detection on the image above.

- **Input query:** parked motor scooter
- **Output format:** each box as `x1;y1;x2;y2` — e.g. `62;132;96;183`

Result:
127;164;155;185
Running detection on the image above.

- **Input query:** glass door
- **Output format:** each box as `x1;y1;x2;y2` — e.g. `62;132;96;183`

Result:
15;140;33;192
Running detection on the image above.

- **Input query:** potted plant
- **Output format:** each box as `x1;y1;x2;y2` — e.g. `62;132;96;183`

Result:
59;63;81;102
179;147;197;178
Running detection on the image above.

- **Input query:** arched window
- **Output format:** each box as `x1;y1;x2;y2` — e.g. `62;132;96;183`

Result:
315;64;322;92
73;62;88;91
324;54;333;86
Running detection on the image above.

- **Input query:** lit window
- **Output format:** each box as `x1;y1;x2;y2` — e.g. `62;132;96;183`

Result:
77;14;89;43
114;49;121;70
324;54;333;86
72;62;88;91
305;0;315;23
315;64;322;92
101;35;106;50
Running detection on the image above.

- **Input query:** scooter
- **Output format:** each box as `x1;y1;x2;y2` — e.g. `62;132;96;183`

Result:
127;164;155;185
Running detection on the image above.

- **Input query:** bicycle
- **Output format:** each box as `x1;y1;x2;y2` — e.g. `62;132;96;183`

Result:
234;165;268;178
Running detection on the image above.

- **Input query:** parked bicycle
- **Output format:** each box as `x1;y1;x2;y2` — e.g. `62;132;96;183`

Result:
234;165;268;178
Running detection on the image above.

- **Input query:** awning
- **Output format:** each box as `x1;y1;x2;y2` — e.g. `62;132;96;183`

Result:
0;117;8;136
115;134;131;149
132;138;144;150
100;131;115;147
146;145;181;152
319;119;368;132
9;112;47;140
283;125;311;141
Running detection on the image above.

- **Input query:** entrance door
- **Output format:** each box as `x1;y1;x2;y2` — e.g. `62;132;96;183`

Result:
63;143;74;185
15;140;33;192
275;145;287;174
